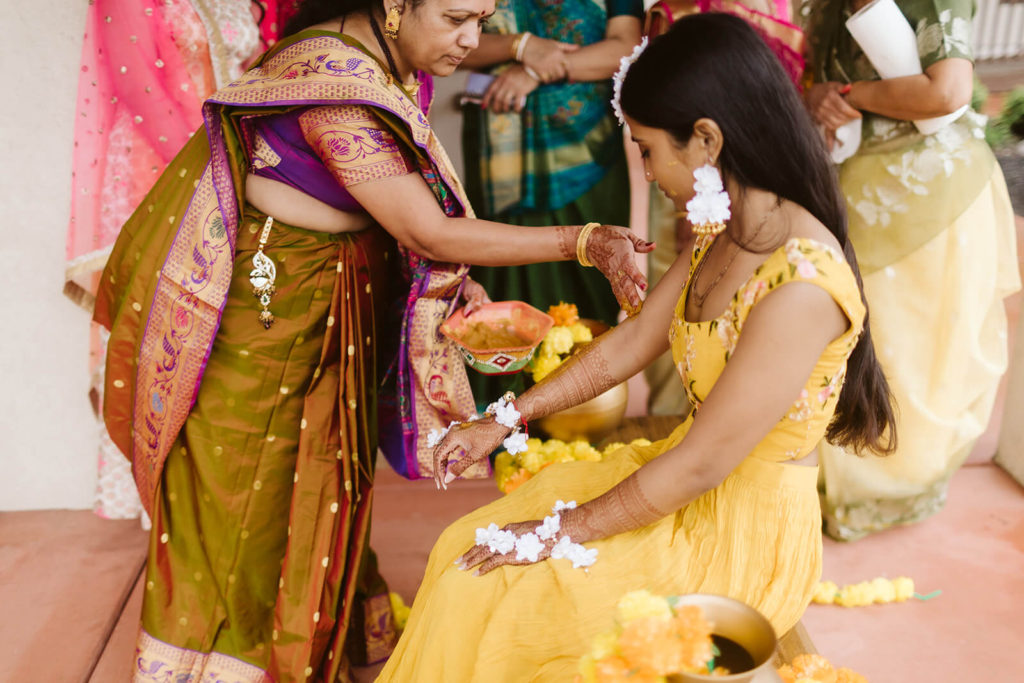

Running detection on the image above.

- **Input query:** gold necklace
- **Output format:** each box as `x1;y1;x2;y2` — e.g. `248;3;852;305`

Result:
689;197;783;310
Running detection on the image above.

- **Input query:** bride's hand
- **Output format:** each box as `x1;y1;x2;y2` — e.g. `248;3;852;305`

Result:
433;417;510;490
461;276;492;316
456;519;553;575
585;226;655;315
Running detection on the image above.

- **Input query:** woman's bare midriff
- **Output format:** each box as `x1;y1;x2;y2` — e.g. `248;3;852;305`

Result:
245;174;374;234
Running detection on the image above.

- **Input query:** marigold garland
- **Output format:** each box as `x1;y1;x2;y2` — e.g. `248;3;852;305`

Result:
494;437;652;494
811;577;939;607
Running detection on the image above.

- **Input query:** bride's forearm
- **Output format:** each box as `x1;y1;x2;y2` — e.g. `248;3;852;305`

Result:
515;338;620;422
559;471;672;543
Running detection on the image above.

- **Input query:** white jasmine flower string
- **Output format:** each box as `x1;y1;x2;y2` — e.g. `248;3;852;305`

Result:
471;499;598;571
611;37;648;126
514;533;545;562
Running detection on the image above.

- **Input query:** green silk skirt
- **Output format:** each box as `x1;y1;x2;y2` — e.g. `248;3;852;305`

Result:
135;205;400;682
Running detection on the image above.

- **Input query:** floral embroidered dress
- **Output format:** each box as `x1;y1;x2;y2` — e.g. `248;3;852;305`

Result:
377;236;864;681
807;0;1020;540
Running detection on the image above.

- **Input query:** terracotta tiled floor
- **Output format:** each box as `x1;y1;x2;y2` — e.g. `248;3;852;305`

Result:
2;221;1021;682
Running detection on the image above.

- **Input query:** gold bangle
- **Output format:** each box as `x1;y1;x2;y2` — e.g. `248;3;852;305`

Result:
510;33;523;61
576;222;600;267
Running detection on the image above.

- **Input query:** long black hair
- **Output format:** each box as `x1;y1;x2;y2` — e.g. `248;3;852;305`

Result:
621;13;896;455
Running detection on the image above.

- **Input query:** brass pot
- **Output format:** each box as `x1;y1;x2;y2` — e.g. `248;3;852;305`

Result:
534;318;629;443
668;594;782;683
535;381;629;443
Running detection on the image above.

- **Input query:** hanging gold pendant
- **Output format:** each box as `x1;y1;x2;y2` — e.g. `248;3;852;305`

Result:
249;216;277;329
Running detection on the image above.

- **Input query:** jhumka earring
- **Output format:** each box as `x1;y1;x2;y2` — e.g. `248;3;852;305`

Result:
384;6;401;39
249;216;277;329
685;161;731;236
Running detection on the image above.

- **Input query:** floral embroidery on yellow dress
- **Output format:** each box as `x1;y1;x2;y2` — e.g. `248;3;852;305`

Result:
672;235;863;439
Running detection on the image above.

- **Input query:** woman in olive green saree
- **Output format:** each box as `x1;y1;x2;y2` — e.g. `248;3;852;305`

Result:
94;1;651;680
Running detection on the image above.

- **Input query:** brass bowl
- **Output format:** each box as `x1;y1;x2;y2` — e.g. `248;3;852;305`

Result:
668;594;780;683
535;318;628;442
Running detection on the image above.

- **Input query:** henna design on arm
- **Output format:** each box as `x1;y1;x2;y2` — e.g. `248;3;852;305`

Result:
559;473;672;543
556;224;581;260
517;340;616;422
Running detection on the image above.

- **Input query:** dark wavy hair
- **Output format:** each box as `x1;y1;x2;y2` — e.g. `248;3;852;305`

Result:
621;13;896;455
283;0;425;35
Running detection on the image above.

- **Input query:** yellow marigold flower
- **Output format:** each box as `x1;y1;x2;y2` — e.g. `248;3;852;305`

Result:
795;678;820;683
542;326;575;356
519;448;556;474
812;581;839;604
539;438;568;454
568;321;594;343
601;442;627;457
548;301;580;327
531;353;563;383
570;440;601;462
892;576;914;601
869;577;896;603
593;655;663;682
389;592;411;631
616;589;674;623
589;630;621;660
835;581;873;607
493;451;515;476
629;438;652;447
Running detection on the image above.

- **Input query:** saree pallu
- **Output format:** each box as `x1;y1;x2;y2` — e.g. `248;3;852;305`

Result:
136;206;399;682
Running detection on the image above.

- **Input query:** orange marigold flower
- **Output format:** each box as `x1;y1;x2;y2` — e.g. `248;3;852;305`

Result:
835;668;869;683
790;654;838;683
501;468;533;494
619;608;713;675
548;301;580;327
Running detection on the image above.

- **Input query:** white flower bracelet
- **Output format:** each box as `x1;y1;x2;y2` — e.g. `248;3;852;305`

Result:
473;500;598;570
426;391;529;456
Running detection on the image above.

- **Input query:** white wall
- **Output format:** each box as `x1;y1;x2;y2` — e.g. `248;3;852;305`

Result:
0;2;99;510
0;8;472;512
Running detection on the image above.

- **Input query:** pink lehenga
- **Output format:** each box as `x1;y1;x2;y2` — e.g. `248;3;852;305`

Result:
66;0;293;519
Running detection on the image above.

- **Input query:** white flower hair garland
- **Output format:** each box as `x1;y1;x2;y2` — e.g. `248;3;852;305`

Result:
472;500;598;571
611;37;648;126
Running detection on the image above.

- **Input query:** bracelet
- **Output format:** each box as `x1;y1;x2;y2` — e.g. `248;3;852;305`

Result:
839;83;852;96
576;222;600;267
523;64;542;81
515;32;532;62
510;33;524;61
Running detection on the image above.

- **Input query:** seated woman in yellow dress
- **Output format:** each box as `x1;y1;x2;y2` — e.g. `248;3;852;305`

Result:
376;14;897;681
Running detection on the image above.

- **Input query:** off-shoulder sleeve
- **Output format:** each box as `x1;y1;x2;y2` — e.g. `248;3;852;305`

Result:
298;104;416;188
907;0;975;69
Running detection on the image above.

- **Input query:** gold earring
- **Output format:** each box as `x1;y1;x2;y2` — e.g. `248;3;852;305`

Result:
384;6;401;39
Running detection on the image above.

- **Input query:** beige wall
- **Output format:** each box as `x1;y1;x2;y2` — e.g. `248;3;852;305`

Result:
0;2;98;510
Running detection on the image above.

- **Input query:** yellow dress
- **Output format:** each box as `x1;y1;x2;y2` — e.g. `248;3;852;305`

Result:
377;237;866;682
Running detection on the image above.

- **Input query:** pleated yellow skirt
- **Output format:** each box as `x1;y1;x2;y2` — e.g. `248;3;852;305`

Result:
377;419;822;682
